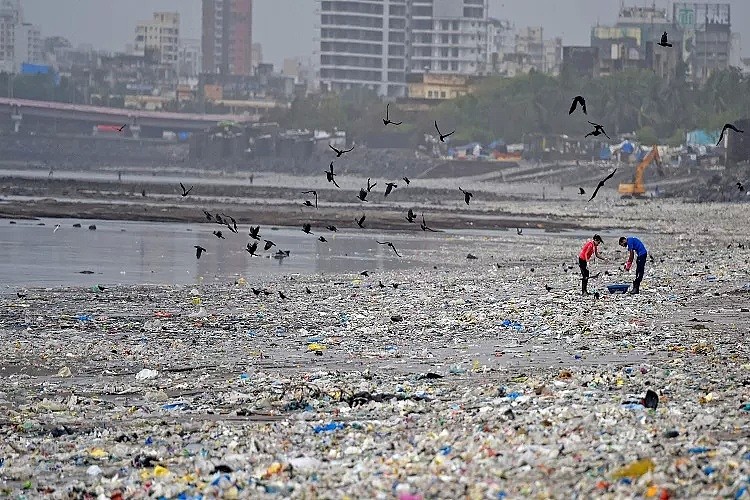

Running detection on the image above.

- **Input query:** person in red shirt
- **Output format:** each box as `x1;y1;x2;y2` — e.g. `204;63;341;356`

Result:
579;234;605;295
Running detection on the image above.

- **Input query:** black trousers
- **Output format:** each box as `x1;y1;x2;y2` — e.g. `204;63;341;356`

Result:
633;253;647;292
579;258;589;293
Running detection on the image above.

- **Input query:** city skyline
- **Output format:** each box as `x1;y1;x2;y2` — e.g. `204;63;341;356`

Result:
19;0;750;70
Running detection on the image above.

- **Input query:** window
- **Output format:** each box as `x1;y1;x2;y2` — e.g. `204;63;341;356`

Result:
441;91;446;98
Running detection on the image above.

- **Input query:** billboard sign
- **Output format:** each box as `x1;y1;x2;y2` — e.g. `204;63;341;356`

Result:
673;3;730;30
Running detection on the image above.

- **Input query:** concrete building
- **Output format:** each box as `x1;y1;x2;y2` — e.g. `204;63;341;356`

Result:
673;2;732;84
562;46;599;78
134;12;180;66
507;26;562;76
486;17;514;75
202;0;253;76
177;38;201;77
0;0;42;73
251;42;262;69
317;0;496;98
406;72;475;100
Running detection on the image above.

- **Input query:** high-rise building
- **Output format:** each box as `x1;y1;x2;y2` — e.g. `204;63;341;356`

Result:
202;0;253;76
134;12;180;66
178;38;202;77
0;0;41;73
317;0;494;98
673;2;732;84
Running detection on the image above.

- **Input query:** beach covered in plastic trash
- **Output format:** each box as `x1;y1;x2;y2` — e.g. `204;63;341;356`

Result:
2;202;750;499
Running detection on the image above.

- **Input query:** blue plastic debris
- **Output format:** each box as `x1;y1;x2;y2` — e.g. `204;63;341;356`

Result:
76;314;93;322
313;422;345;433
506;391;523;401
688;447;711;454
440;445;452;455
704;466;716;476
162;403;189;411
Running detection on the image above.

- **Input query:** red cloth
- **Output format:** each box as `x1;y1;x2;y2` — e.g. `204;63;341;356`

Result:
579;241;596;261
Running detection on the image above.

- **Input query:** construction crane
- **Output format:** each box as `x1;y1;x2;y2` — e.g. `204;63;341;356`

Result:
618;145;661;197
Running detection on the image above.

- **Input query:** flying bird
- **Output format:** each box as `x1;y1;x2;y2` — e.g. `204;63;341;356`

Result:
248;226;261;240
517;228;523;235
376;240;401;257
406;208;417;223
246;242;259;256
420;213;437;232
569;96;587;115
273;250;291;260
194;245;206;259
402;176;410;185
318;236;327;243
588;168;618;202
326;224;338;232
53;224;61;233
224;214;238;232
382;103;402;126
357;188;369;202
585;121;611;140
306;287;312;294
434;121;455;142
329;144;354;157
215;214;224;225
302;223;313;234
179;183;193;197
213;230;225;239
717;123;744;146
202;210;213;221
384;182;398;197
251;288;263;296
459;187;473;205
279;291;288;300
301;190;318;208
118;124;127;132
325;162;341;188
737;182;745;192
579;187;586;195
263;240;276;251
366;178;377;192
658;31;672;47
303;200;315;208
355;214;366;228
360;271;370;277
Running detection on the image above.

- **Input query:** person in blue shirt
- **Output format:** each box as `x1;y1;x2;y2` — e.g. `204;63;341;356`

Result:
619;236;648;294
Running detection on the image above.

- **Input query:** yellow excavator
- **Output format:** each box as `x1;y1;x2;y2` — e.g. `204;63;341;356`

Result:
618;145;661;197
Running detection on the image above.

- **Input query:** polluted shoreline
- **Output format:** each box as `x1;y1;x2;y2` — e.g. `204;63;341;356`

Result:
2;201;750;498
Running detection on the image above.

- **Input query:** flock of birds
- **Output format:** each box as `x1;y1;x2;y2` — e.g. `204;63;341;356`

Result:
178;29;746;285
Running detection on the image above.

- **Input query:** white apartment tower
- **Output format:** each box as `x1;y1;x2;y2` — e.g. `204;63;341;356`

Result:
317;0;491;97
134;12;180;66
0;0;42;73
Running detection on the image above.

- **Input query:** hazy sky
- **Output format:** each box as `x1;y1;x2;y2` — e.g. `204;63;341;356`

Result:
22;0;750;68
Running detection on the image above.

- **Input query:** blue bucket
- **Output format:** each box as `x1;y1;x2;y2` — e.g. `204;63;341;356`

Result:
606;283;630;294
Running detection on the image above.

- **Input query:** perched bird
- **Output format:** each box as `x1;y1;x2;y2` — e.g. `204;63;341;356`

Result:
248;225;261;240
738;182;746;192
402;176;411;185
459;187;473;205
180;182;193;197
318;236;327;243
367;178;377;192
246;241;259;256
588;168;618;202
251;288;262;296
384;182;398;197
406;208;417;223
545;284;553;292
213;230;225;239
585;121;611;140
306;287;312;294
273;250;291;260
16;291;27;298
326;224;338;232
357;188;369;202
391;283;400;289
302;190;318;208
467;253;478;260
203;210;213;221
262;289;272;296
303;200;315;208
420;213;437;232
516;228;523;235
434;121;455;142
376;240;401;257
329;144;354;157
325;162;341;188
382;103;402;126
360;271;370;277
378;280;386;288
279;291;288;300
263;240;276;251
355;214;366;228
717;123;744;146
569;96;587;115
658;31;672;47
579;187;586;195
194;245;206;259
302;223;313;234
